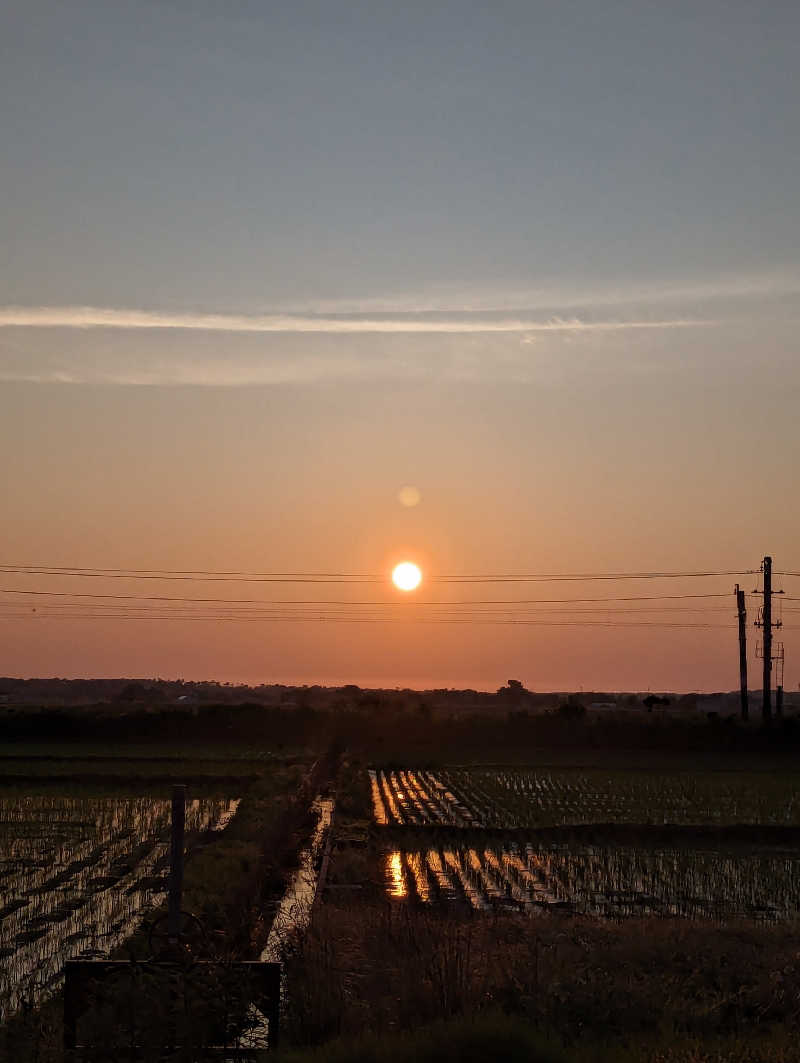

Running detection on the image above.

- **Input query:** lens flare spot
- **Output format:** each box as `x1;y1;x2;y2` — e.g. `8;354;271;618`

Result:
398;485;421;507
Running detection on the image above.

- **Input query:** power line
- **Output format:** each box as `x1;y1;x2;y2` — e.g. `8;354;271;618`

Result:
0;563;760;584
0;565;380;578
0;587;737;606
431;571;756;582
0;569;381;584
0;611;736;628
1;606;736;620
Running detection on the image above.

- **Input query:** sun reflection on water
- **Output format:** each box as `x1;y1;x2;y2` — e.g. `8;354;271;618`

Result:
387;851;406;897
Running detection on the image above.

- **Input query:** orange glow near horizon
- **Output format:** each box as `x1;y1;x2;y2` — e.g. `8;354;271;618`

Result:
1;381;796;693
392;561;422;592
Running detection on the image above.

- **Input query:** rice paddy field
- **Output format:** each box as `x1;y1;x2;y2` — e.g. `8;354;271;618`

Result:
369;767;800;920
0;745;281;784
0;788;240;1022
370;767;800;828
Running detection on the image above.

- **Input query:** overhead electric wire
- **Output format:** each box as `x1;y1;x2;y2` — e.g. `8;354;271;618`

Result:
0;587;738;606
3;608;735;616
0;564;378;577
0;559;787;636
0;569;381;584
0;611;736;628
3;607;736;622
427;571;756;583
0;563;759;584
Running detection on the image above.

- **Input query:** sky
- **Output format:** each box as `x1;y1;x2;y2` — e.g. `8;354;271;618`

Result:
1;0;799;691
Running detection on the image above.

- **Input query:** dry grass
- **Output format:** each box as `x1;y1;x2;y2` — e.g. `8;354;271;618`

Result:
282;898;800;1055
289;754;800;1059
275;1011;566;1062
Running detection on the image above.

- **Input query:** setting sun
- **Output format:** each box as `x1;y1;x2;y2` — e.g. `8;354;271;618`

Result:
392;561;422;592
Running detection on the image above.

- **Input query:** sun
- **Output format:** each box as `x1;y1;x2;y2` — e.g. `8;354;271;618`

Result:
392;561;422;592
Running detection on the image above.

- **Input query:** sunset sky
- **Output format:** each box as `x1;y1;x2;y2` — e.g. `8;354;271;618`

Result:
2;1;799;691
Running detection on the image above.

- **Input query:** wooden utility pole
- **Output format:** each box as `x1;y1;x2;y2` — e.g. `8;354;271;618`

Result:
735;585;748;721
168;784;186;944
762;556;773;724
776;642;785;720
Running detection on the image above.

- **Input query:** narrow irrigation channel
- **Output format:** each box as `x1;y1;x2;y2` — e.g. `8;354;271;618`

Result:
255;747;340;965
261;795;334;962
236;795;334;1052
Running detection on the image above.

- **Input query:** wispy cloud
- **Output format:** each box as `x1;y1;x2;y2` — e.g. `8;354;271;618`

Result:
239;269;800;316
0;306;711;334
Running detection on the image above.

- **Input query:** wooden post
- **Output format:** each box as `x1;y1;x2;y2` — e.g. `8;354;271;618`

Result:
736;585;748;721
168;785;186;943
263;962;281;1049
63;961;79;1050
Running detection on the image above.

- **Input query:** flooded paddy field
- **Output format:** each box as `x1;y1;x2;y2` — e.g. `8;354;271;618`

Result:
383;839;800;919
370;767;800;920
0;790;239;1021
370;767;800;827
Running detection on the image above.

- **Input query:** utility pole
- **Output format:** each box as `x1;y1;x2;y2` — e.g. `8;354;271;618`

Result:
776;643;785;720
760;556;773;724
754;557;785;725
735;585;748;721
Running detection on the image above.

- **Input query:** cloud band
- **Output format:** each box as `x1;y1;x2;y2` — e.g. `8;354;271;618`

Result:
0;306;711;334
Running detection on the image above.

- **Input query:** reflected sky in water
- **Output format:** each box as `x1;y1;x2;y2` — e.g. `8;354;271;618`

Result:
0;793;239;1021
370;768;800;829
383;840;800;921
